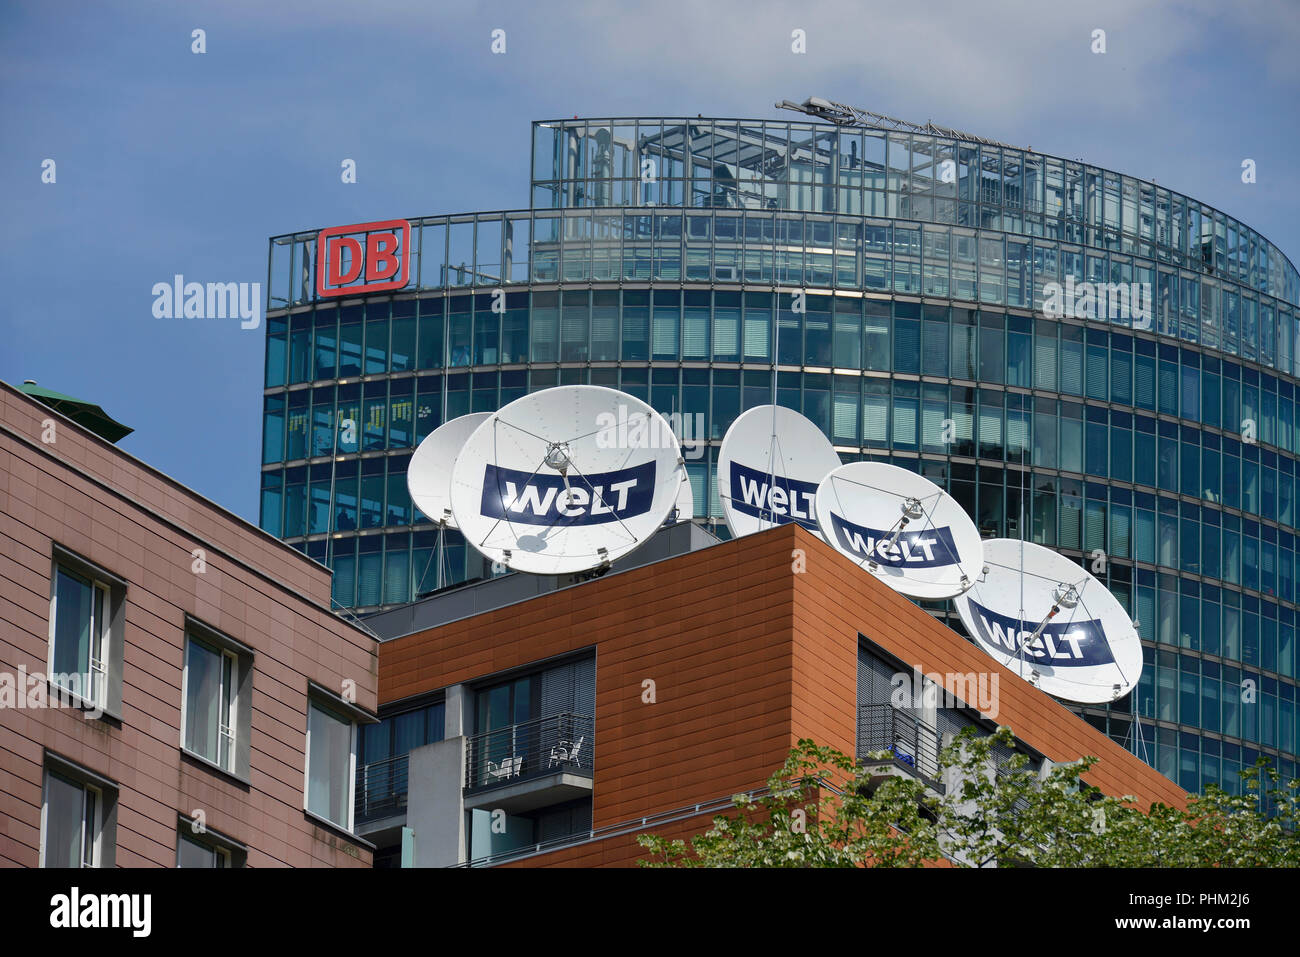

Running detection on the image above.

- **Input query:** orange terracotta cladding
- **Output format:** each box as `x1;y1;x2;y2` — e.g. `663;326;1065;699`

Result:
0;382;378;868
380;522;1184;867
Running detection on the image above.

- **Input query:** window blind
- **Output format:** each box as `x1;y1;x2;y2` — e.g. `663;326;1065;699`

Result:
714;308;739;356
834;394;859;444
1034;334;1057;390
862;395;888;443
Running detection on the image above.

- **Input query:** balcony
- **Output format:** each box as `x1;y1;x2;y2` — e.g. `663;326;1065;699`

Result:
856;704;945;794
464;712;593;813
355;753;409;828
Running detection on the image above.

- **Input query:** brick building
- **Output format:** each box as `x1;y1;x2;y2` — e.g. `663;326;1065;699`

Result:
0;381;379;867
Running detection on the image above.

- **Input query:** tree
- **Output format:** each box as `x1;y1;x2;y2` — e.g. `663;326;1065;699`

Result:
637;726;1299;867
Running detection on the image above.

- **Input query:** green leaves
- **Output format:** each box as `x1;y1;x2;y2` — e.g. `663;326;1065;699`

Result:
637;730;1300;868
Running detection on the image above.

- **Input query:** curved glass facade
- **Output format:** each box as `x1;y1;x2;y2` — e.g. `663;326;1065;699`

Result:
261;115;1299;796
528;118;1299;307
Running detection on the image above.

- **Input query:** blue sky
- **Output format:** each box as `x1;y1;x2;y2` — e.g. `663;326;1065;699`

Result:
2;0;1297;525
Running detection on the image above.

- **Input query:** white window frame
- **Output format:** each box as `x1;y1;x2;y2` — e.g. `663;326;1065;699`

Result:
180;633;240;773
39;769;103;868
303;696;359;833
47;565;111;710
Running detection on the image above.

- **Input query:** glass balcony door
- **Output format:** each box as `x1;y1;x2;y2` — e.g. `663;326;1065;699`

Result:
475;677;537;784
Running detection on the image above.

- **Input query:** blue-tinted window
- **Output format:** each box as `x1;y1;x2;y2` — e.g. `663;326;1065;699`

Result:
864;301;890;372
365;302;390;375
339;306;363;377
266;316;288;387
391;300;416;372
922;312;948;377
977;312;1003;384
893;318;920;375
1086;406;1108;477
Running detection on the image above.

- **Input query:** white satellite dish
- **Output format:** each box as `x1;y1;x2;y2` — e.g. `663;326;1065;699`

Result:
407;412;492;529
717;405;840;538
955;539;1144;704
449;386;684;575
814;461;984;600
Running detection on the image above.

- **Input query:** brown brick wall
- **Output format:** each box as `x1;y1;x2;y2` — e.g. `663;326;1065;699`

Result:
0;383;378;867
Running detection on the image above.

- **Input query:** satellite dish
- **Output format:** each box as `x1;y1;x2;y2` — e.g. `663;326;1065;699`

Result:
717;405;840;538
955;539;1144;704
814;462;983;600
407;412;492;529
449;386;684;575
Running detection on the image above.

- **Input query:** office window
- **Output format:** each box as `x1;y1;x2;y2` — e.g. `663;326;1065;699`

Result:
50;569;107;707
43;770;100;867
305;693;359;832
893;318;920;375
40;756;117;868
183;638;237;771
48;547;124;717
1007;322;1032;387
1033;320;1057;391
181;618;254;778
177;830;229;867
476;674;539;732
863;303;890;371
360;701;446;767
176;817;245;868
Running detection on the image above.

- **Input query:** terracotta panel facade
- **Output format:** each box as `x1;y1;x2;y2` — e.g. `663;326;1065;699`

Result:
381;522;1183;867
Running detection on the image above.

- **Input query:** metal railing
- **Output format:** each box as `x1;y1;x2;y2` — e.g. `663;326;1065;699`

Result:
857;704;944;790
455;774;964;868
457;785;771;867
465;712;593;792
354;753;409;825
267;207;1299;321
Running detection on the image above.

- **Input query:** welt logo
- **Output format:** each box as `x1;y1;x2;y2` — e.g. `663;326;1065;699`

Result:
967;599;1116;668
728;462;819;531
480;462;656;526
828;512;961;568
315;219;410;298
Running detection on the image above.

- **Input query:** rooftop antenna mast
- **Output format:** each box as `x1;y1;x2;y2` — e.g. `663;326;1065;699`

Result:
1018;466;1028;684
769;302;779;527
775;96;1020;150
1131;713;1150;764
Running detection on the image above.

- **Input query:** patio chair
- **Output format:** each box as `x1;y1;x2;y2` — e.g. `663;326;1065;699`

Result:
547;742;567;769
486;757;520;783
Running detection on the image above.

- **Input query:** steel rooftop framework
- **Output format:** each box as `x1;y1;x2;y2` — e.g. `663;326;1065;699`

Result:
776;95;1020;150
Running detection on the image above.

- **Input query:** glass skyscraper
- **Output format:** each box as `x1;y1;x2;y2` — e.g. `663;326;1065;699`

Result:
260;106;1300;796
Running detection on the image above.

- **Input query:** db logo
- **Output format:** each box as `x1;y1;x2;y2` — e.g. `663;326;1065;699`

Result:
315;219;410;298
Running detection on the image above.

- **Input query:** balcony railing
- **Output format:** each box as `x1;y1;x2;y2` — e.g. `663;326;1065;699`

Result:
465;712;593;792
857;704;944;790
355;753;409;825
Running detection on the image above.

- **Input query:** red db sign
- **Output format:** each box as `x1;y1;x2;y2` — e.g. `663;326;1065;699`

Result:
315;219;411;298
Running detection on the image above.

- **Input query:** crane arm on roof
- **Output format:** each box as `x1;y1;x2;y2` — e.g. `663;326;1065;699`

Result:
776;96;1020;150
